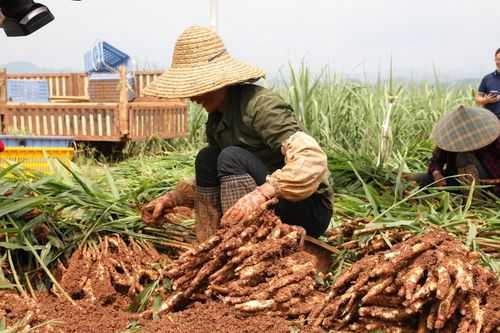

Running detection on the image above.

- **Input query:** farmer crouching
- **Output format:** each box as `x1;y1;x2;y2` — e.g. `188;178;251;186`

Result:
411;106;500;196
142;26;333;242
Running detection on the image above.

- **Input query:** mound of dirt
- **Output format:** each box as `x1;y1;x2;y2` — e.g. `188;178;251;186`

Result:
35;293;134;333
0;292;133;333
0;293;292;333
141;301;294;333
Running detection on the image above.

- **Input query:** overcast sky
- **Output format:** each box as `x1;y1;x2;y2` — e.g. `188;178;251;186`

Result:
1;0;499;80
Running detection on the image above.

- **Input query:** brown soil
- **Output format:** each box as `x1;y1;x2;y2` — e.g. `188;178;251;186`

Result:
34;293;134;333
1;217;498;333
483;284;500;333
0;292;131;333
0;293;292;333
141;301;294;333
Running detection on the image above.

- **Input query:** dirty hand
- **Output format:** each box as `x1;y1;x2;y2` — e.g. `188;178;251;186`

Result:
142;191;180;225
221;183;277;225
432;170;446;187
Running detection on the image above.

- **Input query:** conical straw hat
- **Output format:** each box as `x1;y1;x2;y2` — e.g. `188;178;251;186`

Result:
143;26;266;99
431;106;500;152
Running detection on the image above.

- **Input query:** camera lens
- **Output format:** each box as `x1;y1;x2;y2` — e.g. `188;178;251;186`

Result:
1;0;54;36
1;0;36;19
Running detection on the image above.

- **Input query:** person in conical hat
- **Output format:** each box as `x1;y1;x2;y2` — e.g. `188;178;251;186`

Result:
142;26;333;242
412;106;500;195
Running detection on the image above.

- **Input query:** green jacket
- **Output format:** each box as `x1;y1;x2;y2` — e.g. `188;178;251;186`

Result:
206;84;301;172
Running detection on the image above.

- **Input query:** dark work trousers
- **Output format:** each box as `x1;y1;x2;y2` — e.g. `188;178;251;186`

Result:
195;145;332;237
414;152;490;187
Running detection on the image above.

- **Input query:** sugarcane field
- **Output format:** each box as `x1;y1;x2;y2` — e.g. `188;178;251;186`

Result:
0;1;500;333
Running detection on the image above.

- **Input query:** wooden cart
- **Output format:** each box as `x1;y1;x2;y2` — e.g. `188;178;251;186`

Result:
0;68;187;142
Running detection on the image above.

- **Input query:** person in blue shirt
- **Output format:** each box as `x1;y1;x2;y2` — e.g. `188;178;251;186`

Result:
476;48;500;119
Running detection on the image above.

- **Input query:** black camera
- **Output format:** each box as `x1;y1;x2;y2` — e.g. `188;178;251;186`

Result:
0;0;54;36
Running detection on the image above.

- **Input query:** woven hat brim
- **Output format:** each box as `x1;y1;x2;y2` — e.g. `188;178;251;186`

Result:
431;107;500;152
143;57;265;99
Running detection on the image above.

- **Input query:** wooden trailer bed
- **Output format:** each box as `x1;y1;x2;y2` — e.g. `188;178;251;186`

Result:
0;68;188;142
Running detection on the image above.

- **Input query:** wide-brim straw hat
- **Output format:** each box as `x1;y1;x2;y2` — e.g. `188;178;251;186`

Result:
431;106;500;152
143;26;266;99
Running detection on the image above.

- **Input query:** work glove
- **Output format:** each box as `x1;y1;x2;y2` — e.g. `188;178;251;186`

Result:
432;170;446;187
142;179;195;225
142;191;182;225
221;186;278;226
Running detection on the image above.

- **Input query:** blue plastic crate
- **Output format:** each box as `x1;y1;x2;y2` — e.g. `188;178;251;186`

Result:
84;41;131;73
0;135;74;148
7;80;49;103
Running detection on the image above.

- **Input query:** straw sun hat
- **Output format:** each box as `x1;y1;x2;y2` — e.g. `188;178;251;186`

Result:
431;106;500;152
143;26;266;99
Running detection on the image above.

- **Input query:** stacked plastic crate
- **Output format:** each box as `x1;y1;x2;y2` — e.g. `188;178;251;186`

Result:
84;41;136;102
0;135;75;173
4;76;73;172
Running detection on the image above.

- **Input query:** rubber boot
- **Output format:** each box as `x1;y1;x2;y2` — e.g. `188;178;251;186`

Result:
220;174;257;213
194;186;221;243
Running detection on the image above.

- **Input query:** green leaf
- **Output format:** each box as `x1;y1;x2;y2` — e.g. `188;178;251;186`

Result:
466;222;477;250
0;242;44;251
104;166;120;200
163;278;173;291
0;163;22;178
58;160;96;197
349;162;379;215
152;296;161;320
0;197;44;219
